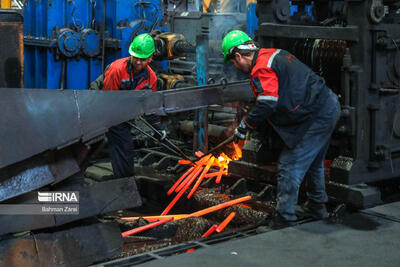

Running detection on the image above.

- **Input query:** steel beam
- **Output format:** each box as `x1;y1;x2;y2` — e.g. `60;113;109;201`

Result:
0;88;163;168
0;81;252;169
162;80;253;113
257;23;360;42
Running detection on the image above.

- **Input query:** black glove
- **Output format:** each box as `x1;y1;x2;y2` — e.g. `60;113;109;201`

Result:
234;120;249;143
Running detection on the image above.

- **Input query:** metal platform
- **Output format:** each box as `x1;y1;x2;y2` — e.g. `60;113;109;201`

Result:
96;201;400;266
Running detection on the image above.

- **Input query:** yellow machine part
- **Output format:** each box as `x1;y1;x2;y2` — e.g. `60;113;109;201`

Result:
0;0;11;9
160;74;185;90
202;0;255;13
155;32;185;60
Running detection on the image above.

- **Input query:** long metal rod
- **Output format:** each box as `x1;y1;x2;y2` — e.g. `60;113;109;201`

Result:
196;135;234;162
127;121;188;159
206;135;234;156
138;116;194;162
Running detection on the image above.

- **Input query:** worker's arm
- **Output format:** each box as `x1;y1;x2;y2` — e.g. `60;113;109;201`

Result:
243;67;279;129
103;63;121;90
235;68;278;141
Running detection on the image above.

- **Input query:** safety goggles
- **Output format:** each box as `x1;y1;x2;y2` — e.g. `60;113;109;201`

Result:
226;43;258;61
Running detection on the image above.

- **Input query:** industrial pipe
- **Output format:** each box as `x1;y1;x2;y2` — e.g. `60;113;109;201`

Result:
179;120;229;139
173;39;196;54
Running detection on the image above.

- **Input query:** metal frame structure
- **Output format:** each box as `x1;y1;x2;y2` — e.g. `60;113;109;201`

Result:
254;0;400;207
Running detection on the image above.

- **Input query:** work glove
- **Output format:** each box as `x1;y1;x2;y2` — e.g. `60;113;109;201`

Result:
160;130;167;140
233;120;249;143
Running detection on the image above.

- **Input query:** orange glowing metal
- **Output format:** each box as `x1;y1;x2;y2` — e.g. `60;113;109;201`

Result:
201;224;218;238
197;154;212;165
232;142;242;160
215;166;225;184
121;217;173;238
124;196;251;227
217;152;231;164
187;157;215;199
161;166;203;215
237;204;252;209
167;166;195;195
178;159;193;165
190;195;251;217
175;166;201;193
205;171;227;178
164;143;245;213
195;151;205;158
175;165;202;192
172;154;211;193
216;212;236;233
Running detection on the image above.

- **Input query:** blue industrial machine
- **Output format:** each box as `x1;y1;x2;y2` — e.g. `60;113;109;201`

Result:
246;1;257;37
23;0;162;90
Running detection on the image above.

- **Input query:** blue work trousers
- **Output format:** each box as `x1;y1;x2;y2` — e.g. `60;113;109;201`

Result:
276;91;340;221
106;123;135;178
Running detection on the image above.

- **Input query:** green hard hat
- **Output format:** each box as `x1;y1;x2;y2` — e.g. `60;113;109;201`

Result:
221;30;252;62
129;33;155;58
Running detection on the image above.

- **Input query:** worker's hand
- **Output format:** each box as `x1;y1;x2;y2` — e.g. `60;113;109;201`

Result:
233;120;249;143
160;130;167;140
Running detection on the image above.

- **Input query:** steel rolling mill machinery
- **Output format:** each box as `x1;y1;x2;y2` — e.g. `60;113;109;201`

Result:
0;0;400;266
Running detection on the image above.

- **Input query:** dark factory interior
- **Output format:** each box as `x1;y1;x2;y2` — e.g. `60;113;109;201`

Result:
0;0;400;266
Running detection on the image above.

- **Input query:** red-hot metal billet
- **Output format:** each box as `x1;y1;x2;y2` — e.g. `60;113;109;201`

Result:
205;171;227;178
175;165;203;193
215;166;225;184
201;224;218;238
190;195;251;217
187;157;215;199
121;217;173;238
178;160;193;165
216;212;236;233
161;167;203;215
167;166;195;195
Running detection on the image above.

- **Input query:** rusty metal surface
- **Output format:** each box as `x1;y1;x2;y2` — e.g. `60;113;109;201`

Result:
0;222;122;267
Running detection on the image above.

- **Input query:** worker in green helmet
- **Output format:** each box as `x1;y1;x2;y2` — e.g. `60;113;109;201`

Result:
100;33;166;178
222;30;340;228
